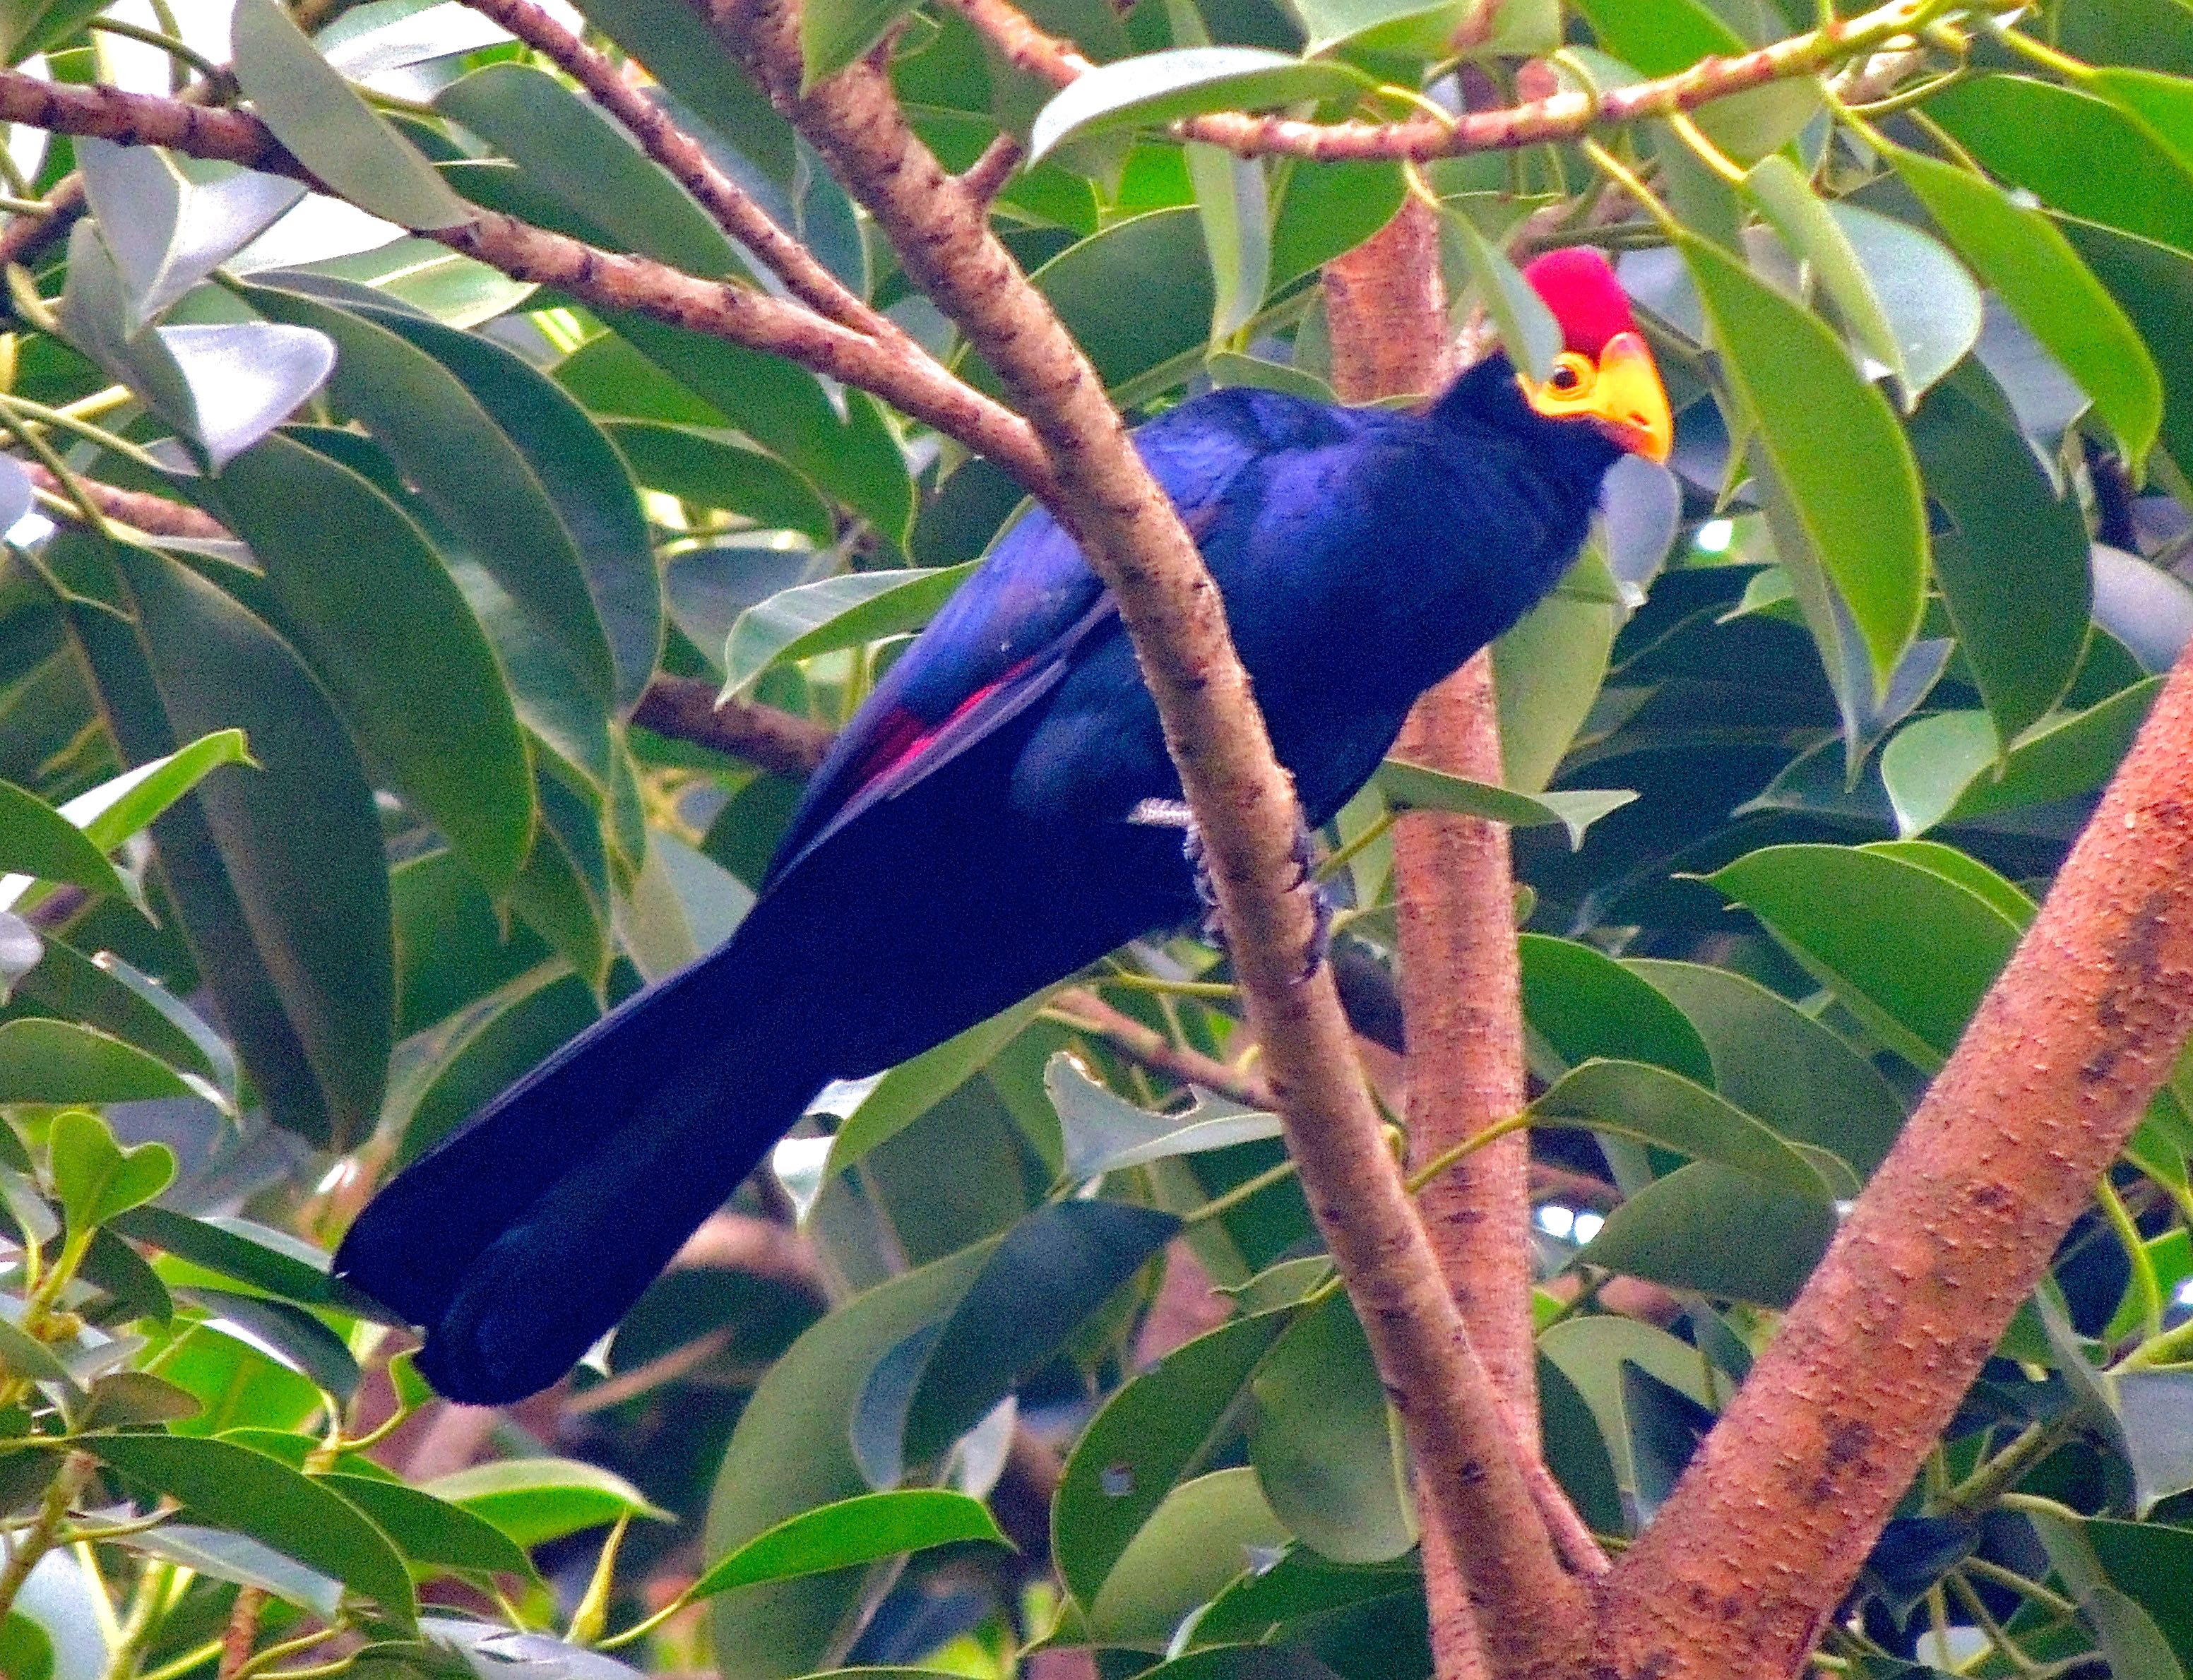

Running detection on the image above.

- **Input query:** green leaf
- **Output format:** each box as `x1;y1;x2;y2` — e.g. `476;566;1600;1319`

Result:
1744;157;1906;403
1886;137;2163;465
2065;223;2193;484
0;1024;191;1106
606;421;835;543
2086;1587;2189;1680
1373;758;1636;848
1247;1292;1413;1564
1087;1468;1290;1648
1528;1059;1829;1196
83;544;393;1148
1569;0;1738;73
1881;679;2163;838
820;996;1048;1183
1;0;110;59
87;1433;417;1625
179;1287;359;1402
1625;959;1907;1174
0;1613;50;1680
1706;842;2022;1069
206;433;535;898
319;1474;542;1582
1440;208;1558;381
77;141;304;331
1026;51;1371;164
690;1490;1008;1601
1492;544;1622;792
571;0;799;184
51;729;251;857
1519;934;1715;1085
47;1109;175;1233
0;780;130;905
707;1244;997;1680
1291;0;1555;56
230;0;472;230
802;0;918;84
1267;160;1407;293
1053;1306;1291;1606
243;284;624;716
434;64;743;279
723;564;976;698
127;1525;341;1619
1928;74;2193;260
1047;1055;1281;1179
1681;231;1927;686
1187;142;1270;343
111;1207;367;1313
425;1458;670;1548
1910;368;2092;743
1579;1161;1836;1306
0;1318;76;1388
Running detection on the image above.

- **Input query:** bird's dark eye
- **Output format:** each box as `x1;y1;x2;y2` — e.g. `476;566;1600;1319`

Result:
1548;365;1581;392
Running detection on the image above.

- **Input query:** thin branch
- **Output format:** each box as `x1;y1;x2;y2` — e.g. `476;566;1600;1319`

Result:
453;0;881;336
1594;641;2193;1675
937;0;1951;160
705;6;1590;1670
958;133;1023;208
0;68;1056;496
1047;985;1271;1106
631;673;833;778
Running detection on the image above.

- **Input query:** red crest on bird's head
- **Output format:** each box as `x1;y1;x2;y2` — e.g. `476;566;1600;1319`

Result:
1521;248;1639;360
1512;247;1671;463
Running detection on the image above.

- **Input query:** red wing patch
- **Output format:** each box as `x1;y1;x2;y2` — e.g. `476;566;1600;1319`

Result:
839;658;1037;801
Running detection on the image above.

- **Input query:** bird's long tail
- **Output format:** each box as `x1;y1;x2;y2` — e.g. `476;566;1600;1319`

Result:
333;898;831;1405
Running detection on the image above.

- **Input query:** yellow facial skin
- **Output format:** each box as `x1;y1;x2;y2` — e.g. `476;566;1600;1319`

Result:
1519;330;1675;464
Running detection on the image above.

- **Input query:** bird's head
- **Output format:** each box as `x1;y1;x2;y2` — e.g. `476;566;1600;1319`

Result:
1514;249;1673;465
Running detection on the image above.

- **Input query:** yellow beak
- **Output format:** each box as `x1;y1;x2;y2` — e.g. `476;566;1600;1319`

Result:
1520;330;1675;464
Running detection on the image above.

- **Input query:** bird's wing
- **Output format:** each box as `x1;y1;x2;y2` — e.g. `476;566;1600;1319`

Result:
764;388;1352;888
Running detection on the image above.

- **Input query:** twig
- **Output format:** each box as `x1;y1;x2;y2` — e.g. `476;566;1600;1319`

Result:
706;5;1591;1670
1048;985;1270;1105
937;0;1956;160
0;68;1057;496
631;673;833;778
16;462;229;537
958;134;1023;208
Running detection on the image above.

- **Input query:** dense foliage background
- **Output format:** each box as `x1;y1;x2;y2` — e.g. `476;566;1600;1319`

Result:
4;0;2193;1672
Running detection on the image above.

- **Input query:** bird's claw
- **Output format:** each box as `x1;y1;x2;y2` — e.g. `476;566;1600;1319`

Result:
1177;815;1330;982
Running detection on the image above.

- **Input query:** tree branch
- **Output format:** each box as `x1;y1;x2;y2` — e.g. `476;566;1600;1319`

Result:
703;8;1589;1669
631;674;833;777
937;0;1945;160
1594;643;2193;1676
0;68;1055;496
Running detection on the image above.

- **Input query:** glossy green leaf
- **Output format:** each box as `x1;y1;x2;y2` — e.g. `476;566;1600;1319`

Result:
179;1287;359;1402
1825;202;1982;407
112;1207;364;1313
1027;51;1370;163
386;966;600;1165
319;1474;542;1581
88;1433;417;1625
76;141;304;331
231;0;472;230
707;1244;996;1680
435;64;743;279
1538;1314;1725;1496
1886;136;2163;465
0;1023;191;1105
1910;369;2093;742
1681;232;1926;686
1928;74;2193;259
1087;1468;1290;1648
691;1489;1008;1600
427;1458;670;1548
820;995;1047;1183
0;1613;52;1680
1047;1055;1281;1179
244;283;624;715
1441;207;1558;381
1247;1291;1413;1564
46;729;251;858
1267;160;1408;292
1519;934;1716;1084
1742;155;1906;402
1053;1306;1290;1605
47;1108;174;1232
1626;959;1906;1174
1580;1161;1836;1306
127;1525;341;1619
1293;0;1555;56
802;0;918;83
1882;679;2163;838
79;546;391;1148
1492;545;1622;792
571;0;799;184
1531;1059;1830;1195
723;564;975;698
207;433;534;898
1374;758;1636;848
1187;142;1270;342
1707;843;2022;1070
2066;223;2193;483
0;780;129;905
606;421;835;542
0;1318;75;1388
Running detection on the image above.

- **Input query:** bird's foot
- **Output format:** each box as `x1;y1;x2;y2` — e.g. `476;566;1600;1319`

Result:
1133;799;1329;981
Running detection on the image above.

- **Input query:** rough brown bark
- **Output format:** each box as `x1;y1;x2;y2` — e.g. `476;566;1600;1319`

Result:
704;12;1587;1669
1593;643;2193;1676
631;674;833;777
934;0;1939;160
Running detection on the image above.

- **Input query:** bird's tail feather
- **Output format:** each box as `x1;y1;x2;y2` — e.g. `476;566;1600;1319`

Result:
333;912;829;1404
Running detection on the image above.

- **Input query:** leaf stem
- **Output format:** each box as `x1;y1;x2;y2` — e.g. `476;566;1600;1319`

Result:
1403;1112;1532;1194
2096;1174;2162;1341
